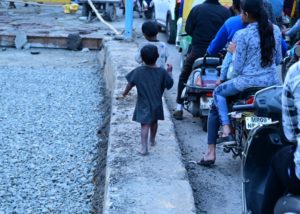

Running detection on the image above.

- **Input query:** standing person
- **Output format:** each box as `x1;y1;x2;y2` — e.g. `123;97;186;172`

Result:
135;21;169;69
261;62;300;213
173;0;230;120
123;45;173;155
199;0;283;165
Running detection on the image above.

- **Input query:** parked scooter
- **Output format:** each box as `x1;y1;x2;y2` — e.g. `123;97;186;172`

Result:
181;55;222;132
232;85;300;213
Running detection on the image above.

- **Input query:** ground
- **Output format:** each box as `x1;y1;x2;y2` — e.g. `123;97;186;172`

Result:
133;17;242;214
0;4;242;213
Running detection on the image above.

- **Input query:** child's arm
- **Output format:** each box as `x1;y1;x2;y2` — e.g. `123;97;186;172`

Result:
123;83;133;97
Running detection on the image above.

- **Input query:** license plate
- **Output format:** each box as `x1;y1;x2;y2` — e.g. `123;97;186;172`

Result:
245;117;272;130
200;97;213;109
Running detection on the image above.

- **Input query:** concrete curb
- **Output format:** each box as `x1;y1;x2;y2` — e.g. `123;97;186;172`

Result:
100;39;196;214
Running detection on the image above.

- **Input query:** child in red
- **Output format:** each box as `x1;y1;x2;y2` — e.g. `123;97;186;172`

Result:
123;44;173;155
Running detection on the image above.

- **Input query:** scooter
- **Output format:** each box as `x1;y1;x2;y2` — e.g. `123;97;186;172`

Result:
181;55;222;132
233;86;300;213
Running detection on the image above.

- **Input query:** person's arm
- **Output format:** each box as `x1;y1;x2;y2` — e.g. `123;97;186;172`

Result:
275;28;283;65
285;18;300;36
185;7;196;36
123;69;136;97
123;83;134;97
282;64;298;143
233;32;246;74
207;24;229;55
281;38;287;58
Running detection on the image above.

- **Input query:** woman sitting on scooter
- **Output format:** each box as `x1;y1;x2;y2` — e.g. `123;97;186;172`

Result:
199;0;282;165
261;61;300;213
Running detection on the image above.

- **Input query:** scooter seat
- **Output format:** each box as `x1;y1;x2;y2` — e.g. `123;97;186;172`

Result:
192;57;222;70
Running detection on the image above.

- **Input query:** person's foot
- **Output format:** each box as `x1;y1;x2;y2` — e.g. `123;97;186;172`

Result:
138;150;149;156
149;140;156;147
173;110;183;120
197;157;215;166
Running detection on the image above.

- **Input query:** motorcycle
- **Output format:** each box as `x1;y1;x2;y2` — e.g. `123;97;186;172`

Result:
232;85;300;213
181;55;222;132
222;86;266;158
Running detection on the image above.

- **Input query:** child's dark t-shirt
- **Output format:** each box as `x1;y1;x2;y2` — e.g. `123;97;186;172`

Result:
126;65;173;124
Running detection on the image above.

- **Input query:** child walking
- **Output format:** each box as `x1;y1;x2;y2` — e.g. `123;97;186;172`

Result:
123;44;173;155
135;21;169;69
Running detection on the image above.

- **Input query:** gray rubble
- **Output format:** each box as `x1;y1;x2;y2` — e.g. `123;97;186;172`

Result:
0;49;106;213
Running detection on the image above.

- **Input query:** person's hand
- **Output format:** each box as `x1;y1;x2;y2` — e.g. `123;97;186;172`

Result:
216;79;224;86
167;64;173;73
282;26;289;35
116;95;125;100
228;42;236;54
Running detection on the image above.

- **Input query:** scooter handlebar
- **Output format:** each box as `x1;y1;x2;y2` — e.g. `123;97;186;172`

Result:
232;104;255;111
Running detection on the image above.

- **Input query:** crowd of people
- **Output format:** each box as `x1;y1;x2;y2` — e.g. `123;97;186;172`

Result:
123;0;300;212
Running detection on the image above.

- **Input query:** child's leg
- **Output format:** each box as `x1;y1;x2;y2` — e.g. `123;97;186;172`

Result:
140;124;150;155
150;121;158;146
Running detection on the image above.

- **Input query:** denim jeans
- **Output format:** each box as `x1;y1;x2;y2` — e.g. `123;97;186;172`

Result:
213;79;240;125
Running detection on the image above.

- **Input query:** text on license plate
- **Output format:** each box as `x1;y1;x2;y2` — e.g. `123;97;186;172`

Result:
200;97;213;109
245;117;272;130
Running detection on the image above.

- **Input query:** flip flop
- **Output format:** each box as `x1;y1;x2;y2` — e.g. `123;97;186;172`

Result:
197;158;215;167
138;151;149;156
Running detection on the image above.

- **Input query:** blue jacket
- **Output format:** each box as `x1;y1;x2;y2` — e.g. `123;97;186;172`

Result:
207;15;245;55
207;15;287;57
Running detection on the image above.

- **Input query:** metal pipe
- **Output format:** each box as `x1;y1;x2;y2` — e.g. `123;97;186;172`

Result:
124;0;133;39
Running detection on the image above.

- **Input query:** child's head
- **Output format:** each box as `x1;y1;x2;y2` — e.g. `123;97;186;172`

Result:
141;44;159;66
141;21;158;40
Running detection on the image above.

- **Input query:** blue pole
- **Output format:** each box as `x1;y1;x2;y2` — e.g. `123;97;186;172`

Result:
124;0;133;39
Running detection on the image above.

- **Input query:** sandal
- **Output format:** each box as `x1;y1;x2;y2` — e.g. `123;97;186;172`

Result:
197;158;215;167
217;134;236;145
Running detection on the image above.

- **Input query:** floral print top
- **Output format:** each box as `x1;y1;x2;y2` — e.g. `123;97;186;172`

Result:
233;22;282;91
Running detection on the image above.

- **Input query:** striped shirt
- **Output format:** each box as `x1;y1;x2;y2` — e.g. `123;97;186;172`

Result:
282;61;300;179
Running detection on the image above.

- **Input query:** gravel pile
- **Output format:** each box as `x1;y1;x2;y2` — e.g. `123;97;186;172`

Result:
0;49;108;213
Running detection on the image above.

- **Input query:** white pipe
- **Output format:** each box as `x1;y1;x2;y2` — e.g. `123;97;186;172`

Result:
87;0;120;35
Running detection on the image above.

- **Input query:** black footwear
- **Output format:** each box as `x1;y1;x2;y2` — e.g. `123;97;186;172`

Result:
173;110;183;120
217;134;236;145
197;158;215;167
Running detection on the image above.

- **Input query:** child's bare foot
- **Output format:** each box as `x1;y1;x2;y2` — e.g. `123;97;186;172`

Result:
150;140;156;147
138;150;149;156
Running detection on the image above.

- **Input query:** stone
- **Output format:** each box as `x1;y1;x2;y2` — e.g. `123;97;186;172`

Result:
14;32;27;49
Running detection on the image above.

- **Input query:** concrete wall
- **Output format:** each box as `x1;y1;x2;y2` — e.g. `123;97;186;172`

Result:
100;39;196;214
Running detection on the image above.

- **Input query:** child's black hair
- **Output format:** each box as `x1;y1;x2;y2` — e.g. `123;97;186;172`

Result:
141;21;158;38
140;44;159;65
